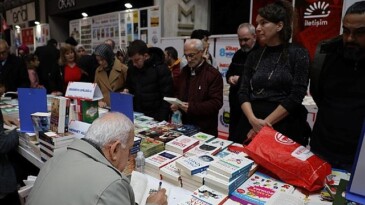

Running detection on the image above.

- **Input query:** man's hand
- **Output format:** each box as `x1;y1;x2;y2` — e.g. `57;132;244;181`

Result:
179;102;189;113
229;75;240;85
146;188;168;205
3;115;19;127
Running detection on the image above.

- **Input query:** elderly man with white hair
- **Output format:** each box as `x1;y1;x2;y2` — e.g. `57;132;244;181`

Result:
27;112;167;205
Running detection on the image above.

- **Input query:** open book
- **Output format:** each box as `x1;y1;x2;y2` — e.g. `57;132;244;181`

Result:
130;171;170;205
163;97;184;106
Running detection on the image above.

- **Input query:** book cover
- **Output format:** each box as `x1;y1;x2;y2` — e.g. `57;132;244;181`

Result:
208;153;253;180
165;135;199;155
76;99;99;123
185;143;221;157
30;112;50;138
191;132;215;143
140;137;165;158
171;124;200;136
160;161;181;182
50;97;70;134
191;185;228;205
175;155;217;175
110;92;134;122
205;138;233;150
163;97;184;106
145;150;182;169
230;172;295;205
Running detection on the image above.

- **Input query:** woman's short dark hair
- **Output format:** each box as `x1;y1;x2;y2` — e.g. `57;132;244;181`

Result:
258;0;293;43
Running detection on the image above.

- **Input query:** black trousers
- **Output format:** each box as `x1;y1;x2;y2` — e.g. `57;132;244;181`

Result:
0;191;21;205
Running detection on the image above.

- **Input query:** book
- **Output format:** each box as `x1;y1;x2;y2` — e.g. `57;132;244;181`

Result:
139;137;165;158
191;185;228;205
208;153;253;180
38;131;75;144
185;143;221;157
110;92;134;122
145;150;182;170
191;132;215;143
50;96;70;134
266;192;304;205
30;112;50;138
205;138;233;150
171;124;200;136
230;171;295;205
159;161;181;186
175;155;217;175
163;97;184;106
75;99;99;123
204;172;250;195
39;138;74;149
165;135;199;155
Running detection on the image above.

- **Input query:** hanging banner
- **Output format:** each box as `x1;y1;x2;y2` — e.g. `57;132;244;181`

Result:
293;0;344;59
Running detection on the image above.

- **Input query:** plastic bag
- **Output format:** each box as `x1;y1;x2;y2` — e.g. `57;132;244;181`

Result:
243;126;331;192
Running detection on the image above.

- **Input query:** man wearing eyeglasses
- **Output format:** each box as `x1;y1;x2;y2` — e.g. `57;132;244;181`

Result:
171;39;223;137
0;40;30;94
310;1;365;171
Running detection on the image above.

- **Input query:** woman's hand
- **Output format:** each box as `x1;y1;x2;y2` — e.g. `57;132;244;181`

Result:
98;101;107;108
249;117;270;133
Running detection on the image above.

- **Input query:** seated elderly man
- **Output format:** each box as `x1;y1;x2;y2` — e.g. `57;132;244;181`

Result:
27;112;167;205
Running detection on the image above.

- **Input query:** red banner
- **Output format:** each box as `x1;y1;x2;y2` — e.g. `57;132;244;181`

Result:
21;28;34;45
293;0;343;59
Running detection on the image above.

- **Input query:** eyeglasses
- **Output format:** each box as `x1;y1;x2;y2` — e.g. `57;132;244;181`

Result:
343;26;365;38
184;52;200;59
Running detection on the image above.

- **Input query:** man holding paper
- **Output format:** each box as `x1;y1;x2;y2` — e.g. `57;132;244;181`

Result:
171;39;223;136
27;112;167;205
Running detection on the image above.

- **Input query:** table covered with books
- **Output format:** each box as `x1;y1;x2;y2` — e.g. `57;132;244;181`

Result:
1;95;355;205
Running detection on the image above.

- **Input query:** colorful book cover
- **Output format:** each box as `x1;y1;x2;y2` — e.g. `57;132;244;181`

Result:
191;185;228;205
230;172;295;205
209;153;253;179
145;150;182;169
30;112;50;138
165;135;199;154
76;99;98;123
176;155;217;175
191;132;215;143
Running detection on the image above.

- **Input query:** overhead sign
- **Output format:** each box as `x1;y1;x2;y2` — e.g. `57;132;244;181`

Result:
6;2;36;25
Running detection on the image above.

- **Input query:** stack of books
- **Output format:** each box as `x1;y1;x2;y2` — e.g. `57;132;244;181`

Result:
38;131;74;162
176;154;218;192
204;152;254;195
145;150;182;179
50;96;70;134
159;161;182;187
75;99;99;123
229;171;295;205
165;135;199;155
139;137;165;158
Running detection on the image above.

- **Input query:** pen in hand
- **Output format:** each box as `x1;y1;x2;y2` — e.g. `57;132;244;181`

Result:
158;181;162;191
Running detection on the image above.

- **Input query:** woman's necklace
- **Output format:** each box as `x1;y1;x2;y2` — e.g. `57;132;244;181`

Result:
251;46;283;95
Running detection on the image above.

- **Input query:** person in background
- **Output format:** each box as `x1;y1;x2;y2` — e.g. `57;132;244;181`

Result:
94;44;127;107
51;44;88;95
171;39;223;136
26;112;168;205
116;47;129;65
25;54;43;88
104;39;116;51
65;36;78;47
35;39;60;93
310;1;365;171
124;40;173;121
190;29;218;68
75;44;87;58
164;46;181;96
237;0;310;145
0;110;20;205
0;39;30;93
226;23;259;143
17;44;30;59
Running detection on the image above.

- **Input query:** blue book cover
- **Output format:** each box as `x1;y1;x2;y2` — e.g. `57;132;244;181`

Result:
18;88;47;133
110;92;134;122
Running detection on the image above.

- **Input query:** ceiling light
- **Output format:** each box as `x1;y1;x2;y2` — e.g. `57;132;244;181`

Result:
124;3;132;9
34;21;40;25
81;12;88;17
15;25;20;29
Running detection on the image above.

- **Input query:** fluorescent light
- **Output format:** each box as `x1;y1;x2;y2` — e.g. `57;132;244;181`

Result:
81;12;88;17
34;21;40;25
124;3;132;9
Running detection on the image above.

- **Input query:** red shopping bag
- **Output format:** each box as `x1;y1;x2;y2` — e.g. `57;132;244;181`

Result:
243;126;331;192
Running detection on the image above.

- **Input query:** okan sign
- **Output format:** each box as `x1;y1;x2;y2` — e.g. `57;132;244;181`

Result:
58;0;76;10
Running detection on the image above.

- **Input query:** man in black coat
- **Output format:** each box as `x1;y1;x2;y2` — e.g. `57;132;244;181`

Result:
0;40;30;93
34;39;60;93
0;110;20;205
226;23;258;143
124;40;173;121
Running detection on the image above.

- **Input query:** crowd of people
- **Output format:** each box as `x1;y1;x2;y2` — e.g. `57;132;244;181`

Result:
0;0;364;204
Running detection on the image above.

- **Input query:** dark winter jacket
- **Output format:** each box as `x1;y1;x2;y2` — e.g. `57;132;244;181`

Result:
125;47;173;121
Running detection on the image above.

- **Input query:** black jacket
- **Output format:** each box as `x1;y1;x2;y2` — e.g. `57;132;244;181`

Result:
125;47;173;121
35;44;60;93
0;54;30;92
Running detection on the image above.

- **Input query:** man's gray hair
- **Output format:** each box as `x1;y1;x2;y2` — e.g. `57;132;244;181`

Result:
84;112;134;148
237;23;256;35
185;39;204;51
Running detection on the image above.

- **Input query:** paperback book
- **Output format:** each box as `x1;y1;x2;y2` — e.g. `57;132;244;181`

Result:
145;150;182;170
165;135;199;155
50;96;70;134
175;154;217;175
